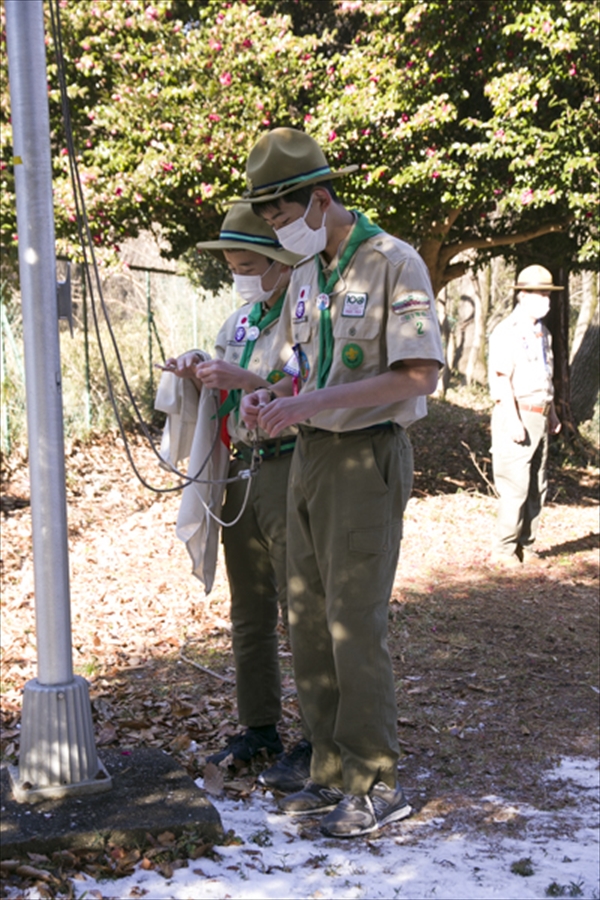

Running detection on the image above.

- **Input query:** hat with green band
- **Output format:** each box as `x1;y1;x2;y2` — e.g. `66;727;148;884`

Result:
239;128;358;204
196;202;302;265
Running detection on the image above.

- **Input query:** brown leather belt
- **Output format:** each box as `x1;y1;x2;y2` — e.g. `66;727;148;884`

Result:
517;402;550;415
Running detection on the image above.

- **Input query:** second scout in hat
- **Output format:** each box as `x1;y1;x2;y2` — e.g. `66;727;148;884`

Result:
196;201;301;266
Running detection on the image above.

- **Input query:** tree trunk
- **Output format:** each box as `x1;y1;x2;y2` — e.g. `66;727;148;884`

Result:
570;303;600;425
570;270;598;363
465;265;490;386
546;267;578;439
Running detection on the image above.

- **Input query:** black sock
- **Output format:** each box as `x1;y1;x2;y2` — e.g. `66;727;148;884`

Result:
249;725;278;742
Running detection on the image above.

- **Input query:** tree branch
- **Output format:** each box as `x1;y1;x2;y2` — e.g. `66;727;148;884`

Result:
440;219;572;270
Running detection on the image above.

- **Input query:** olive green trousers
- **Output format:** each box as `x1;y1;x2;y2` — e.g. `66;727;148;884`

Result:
491;406;549;556
222;453;291;727
287;424;413;795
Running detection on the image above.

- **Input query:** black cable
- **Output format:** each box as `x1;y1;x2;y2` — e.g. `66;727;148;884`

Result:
48;1;258;493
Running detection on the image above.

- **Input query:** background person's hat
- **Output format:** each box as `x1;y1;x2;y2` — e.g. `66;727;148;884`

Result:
240;127;358;203
513;265;563;292
196;202;302;265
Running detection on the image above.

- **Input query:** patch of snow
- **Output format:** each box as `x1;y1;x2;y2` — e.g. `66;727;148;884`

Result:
7;758;599;900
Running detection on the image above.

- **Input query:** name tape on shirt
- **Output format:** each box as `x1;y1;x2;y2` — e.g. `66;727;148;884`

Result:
392;291;432;317
342;292;368;317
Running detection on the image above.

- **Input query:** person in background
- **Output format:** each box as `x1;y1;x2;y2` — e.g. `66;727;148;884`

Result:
166;203;311;784
488;264;562;567
240;128;445;838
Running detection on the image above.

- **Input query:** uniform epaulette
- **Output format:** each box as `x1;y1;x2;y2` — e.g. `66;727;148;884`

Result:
368;233;413;267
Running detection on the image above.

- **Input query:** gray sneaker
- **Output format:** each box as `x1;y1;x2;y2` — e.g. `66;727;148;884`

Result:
278;780;344;816
320;781;412;837
258;739;312;793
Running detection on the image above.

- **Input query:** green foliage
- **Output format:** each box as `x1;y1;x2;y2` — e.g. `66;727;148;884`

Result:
1;0;598;292
312;1;598;287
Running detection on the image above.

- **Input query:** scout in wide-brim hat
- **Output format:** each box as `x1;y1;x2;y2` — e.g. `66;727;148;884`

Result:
239;127;358;204
512;265;563;292
196;202;302;265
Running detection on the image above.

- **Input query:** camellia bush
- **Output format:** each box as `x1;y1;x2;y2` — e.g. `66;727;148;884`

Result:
1;0;597;293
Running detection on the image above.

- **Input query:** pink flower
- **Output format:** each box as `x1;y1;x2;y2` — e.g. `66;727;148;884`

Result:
493;188;503;196
208;113;221;122
209;38;222;52
256;101;264;111
60;147;68;156
432;171;440;179
521;188;534;205
494;128;505;139
242;38;252;48
426;147;436;158
201;182;214;198
304;113;312;123
161;161;174;172
134;192;143;202
401;113;409;122
328;131;337;142
145;6;159;21
115;187;123;196
125;17;134;27
262;118;271;127
569;64;577;76
219;72;232;86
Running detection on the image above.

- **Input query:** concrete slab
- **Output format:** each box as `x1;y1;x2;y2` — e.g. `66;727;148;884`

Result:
0;748;222;857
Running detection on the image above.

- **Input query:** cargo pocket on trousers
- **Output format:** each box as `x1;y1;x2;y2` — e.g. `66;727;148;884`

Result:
348;526;391;555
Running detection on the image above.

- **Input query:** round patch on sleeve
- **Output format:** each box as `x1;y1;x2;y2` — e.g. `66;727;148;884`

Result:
341;343;364;369
267;369;286;384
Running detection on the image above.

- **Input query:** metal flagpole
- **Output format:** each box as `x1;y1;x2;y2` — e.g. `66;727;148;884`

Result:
5;0;111;801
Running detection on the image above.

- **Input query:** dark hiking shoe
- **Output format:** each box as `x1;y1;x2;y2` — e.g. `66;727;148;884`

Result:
320;781;412;838
258;739;312;793
278;780;344;816
206;728;283;765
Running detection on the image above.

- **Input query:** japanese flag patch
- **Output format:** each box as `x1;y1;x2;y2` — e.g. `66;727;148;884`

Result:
294;285;311;322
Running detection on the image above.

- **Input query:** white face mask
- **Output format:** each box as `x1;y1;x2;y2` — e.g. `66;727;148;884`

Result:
274;195;327;261
519;292;551;322
233;261;281;304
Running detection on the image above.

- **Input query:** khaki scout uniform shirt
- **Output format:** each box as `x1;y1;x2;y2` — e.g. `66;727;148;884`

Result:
284;227;445;431
215;298;298;446
488;307;554;406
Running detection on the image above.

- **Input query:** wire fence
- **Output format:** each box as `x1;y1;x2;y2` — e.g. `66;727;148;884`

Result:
0;264;237;458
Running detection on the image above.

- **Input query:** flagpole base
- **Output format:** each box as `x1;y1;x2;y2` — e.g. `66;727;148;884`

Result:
9;676;112;803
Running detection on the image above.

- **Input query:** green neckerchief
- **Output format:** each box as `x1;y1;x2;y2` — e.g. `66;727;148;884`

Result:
316;211;383;389
217;290;286;420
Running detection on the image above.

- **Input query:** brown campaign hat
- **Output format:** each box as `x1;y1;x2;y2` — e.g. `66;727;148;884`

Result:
513;265;563;291
196;202;303;265
239;127;358;203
